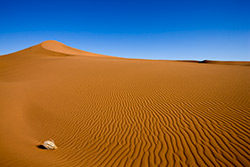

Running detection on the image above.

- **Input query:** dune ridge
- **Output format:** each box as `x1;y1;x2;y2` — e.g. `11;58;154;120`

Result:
41;40;114;57
0;41;249;167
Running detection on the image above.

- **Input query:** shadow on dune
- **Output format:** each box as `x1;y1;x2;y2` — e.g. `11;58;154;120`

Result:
37;145;47;149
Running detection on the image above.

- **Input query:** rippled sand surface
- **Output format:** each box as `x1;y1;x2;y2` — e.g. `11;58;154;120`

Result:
0;41;249;166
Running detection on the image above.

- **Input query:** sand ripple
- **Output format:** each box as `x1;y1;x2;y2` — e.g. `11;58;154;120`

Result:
0;41;249;166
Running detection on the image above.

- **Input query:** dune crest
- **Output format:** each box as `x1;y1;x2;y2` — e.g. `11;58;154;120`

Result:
40;40;111;57
0;41;250;167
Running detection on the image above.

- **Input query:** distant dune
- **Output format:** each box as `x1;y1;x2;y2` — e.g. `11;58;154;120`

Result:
197;60;250;66
0;40;249;167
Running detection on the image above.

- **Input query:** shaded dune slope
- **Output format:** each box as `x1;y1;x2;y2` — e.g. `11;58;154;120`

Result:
0;41;250;167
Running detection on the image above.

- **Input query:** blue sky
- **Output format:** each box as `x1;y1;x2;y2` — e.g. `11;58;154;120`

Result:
0;0;249;60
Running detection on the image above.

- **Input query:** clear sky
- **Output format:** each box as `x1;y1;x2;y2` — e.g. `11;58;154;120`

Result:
0;0;249;61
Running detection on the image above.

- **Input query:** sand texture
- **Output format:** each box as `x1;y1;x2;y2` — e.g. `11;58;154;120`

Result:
0;40;249;167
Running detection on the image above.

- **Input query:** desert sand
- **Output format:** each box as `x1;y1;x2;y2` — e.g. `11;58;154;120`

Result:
0;40;249;167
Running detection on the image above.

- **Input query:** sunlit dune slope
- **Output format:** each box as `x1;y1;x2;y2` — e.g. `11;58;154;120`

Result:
41;40;113;57
0;41;249;167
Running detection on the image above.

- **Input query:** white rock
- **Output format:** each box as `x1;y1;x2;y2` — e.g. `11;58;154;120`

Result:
43;139;57;150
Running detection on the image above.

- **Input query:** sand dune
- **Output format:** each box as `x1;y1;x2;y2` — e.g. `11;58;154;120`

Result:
41;40;113;57
0;40;249;167
198;60;250;66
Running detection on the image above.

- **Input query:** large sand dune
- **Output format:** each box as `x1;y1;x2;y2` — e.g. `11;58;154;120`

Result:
0;40;249;166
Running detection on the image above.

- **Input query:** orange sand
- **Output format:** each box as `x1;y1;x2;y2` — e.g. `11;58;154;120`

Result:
0;40;249;166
